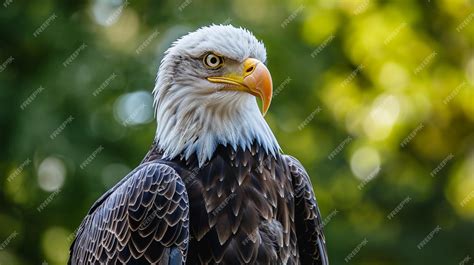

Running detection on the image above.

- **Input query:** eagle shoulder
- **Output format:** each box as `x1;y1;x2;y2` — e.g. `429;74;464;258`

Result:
283;155;329;265
69;162;189;264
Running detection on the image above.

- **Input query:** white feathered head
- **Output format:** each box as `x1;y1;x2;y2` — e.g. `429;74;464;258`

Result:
153;25;279;166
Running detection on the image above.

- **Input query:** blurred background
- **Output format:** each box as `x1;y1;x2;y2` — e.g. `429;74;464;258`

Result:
1;0;473;264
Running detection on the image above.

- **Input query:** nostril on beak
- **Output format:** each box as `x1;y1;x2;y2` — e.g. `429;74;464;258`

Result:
246;66;254;73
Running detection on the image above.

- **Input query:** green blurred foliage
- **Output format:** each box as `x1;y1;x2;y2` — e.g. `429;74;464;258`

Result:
1;0;473;264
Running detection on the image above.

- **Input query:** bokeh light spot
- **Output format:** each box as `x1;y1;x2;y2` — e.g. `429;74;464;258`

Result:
37;157;66;192
363;94;400;140
41;227;70;265
351;146;381;180
113;91;154;127
92;0;126;26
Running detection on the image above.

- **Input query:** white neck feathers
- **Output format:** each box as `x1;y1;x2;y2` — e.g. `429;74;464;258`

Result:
154;86;280;166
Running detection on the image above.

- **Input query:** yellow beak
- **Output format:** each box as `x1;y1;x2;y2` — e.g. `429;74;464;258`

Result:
207;58;273;116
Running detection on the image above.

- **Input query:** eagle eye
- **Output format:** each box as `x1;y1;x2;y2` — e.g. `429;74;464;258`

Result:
203;53;224;69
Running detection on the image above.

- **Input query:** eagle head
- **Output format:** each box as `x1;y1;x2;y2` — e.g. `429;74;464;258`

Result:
153;25;280;166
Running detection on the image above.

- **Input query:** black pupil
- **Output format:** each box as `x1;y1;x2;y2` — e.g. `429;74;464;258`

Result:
209;56;218;65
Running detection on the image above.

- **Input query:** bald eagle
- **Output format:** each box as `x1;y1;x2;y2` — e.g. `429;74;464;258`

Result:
69;25;329;265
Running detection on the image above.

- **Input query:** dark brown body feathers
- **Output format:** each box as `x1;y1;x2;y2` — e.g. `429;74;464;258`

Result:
69;143;328;264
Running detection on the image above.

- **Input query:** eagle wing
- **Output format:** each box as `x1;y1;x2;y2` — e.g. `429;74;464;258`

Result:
285;155;329;265
69;162;189;264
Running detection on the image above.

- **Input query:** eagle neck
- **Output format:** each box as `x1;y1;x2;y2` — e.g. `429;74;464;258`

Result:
154;91;280;167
